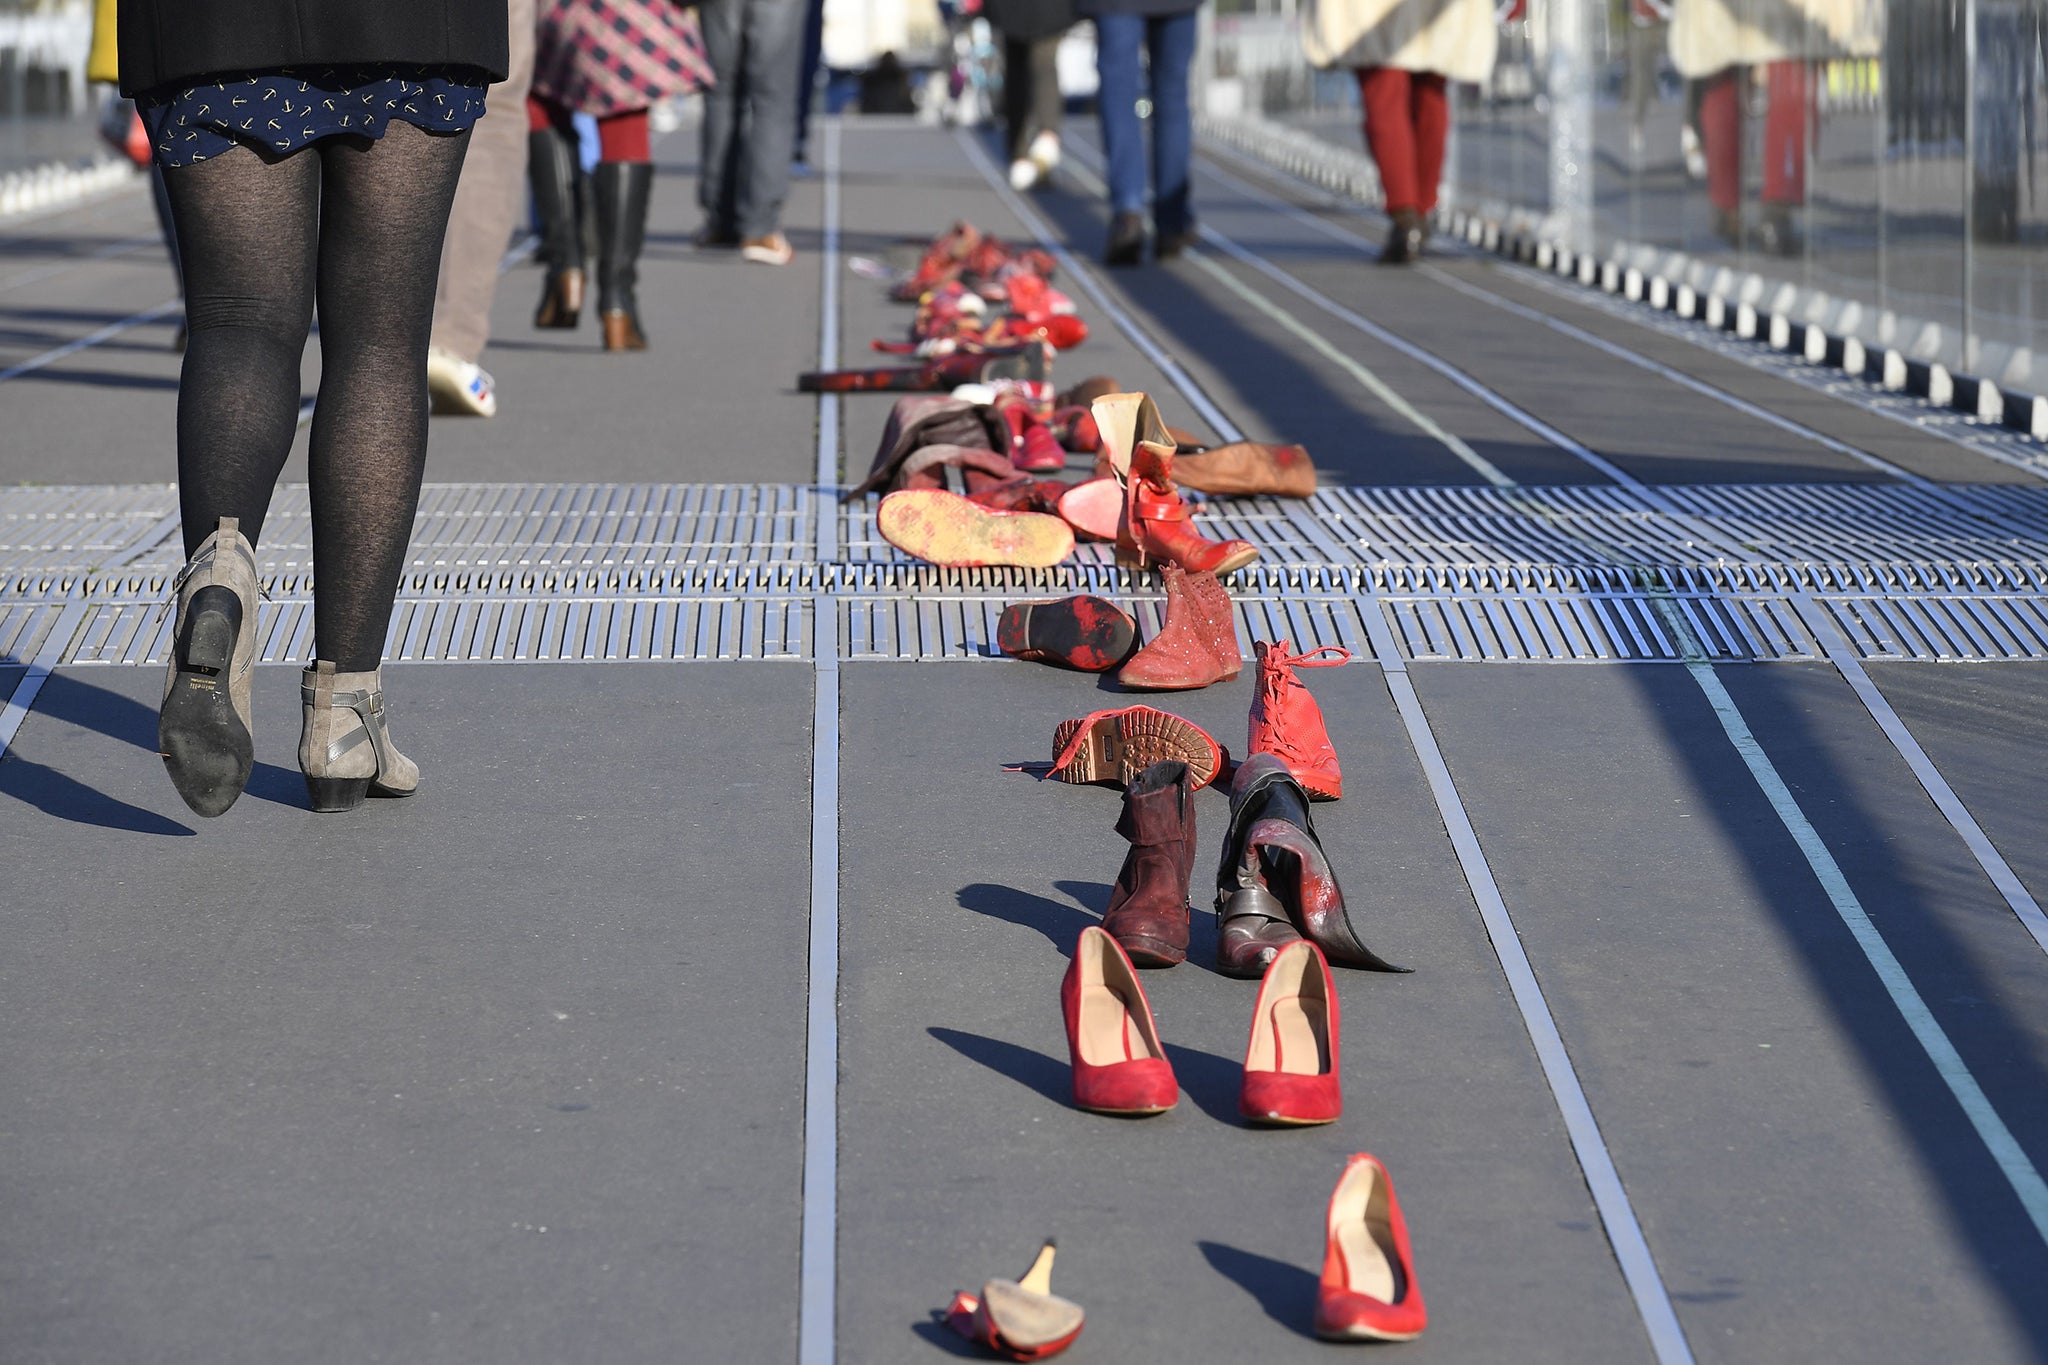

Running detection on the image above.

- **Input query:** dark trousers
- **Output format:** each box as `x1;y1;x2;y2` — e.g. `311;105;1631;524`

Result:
699;0;807;238
1003;33;1065;162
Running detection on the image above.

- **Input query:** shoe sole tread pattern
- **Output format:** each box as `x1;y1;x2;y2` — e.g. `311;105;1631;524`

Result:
1049;708;1220;791
159;587;252;818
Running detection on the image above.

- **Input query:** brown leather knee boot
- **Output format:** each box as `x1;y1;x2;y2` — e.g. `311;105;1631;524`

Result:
1100;759;1197;967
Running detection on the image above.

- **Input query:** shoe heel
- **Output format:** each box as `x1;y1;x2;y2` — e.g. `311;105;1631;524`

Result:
180;585;242;672
305;776;370;813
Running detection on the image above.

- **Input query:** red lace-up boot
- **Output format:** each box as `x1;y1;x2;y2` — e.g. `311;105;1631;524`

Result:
1090;392;1259;574
1117;564;1241;691
1000;398;1069;473
1248;640;1349;800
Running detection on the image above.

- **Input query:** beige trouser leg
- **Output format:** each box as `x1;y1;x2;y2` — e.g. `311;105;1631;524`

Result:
430;0;537;363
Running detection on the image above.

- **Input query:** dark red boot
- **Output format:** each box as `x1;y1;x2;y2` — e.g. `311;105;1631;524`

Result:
1100;760;1197;967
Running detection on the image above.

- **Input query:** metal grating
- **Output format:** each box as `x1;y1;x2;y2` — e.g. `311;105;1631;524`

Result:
11;480;2048;665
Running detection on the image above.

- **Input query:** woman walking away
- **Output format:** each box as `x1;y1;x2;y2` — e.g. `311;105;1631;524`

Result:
531;0;715;349
1302;0;1495;262
988;0;1075;191
122;0;508;815
1083;0;1200;265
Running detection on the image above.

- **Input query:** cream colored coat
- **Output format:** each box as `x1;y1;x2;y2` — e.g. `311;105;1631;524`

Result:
1300;0;1499;84
1667;0;1881;77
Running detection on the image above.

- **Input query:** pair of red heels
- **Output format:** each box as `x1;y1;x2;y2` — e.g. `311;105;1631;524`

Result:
1061;926;1341;1125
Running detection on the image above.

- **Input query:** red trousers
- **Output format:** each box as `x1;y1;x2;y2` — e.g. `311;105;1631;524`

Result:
526;95;651;163
1356;67;1449;215
1698;61;1808;211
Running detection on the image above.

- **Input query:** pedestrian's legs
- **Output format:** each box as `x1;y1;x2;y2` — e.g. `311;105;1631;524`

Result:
1094;12;1146;217
1003;34;1035;161
157;146;321;555
794;0;826;162
1697;67;1741;214
308;122;472;670
735;0;807;239
148;164;181;283
597;109;652;163
1028;34;1064;147
1357;66;1420;211
430;0;535;364
1145;10;1197;237
1761;59;1807;205
698;0;745;232
1410;72;1449;214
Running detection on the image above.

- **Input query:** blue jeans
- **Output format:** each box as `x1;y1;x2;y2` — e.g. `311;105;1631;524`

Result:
1093;10;1197;236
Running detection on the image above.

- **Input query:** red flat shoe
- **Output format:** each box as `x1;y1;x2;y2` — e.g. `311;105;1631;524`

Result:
1062;926;1178;1115
878;489;1074;568
1248;640;1349;799
946;1240;1085;1360
1239;940;1341;1125
1048;705;1223;792
998;595;1137;671
1315;1155;1427;1342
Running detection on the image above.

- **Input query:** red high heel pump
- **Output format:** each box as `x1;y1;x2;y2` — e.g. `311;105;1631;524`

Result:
1239;939;1341;1125
1315;1154;1427;1342
1061;926;1178;1115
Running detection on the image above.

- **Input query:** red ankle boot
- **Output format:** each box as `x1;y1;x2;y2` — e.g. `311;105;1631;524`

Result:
1118;564;1241;691
1090;392;1259;573
1249;640;1349;800
1100;760;1197;967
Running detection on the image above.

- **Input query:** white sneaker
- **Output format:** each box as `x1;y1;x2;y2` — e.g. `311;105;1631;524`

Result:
741;231;795;266
1008;157;1042;191
1027;129;1061;176
426;347;497;417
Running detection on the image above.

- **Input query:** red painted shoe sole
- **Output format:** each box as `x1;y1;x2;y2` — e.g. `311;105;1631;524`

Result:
998;596;1137;671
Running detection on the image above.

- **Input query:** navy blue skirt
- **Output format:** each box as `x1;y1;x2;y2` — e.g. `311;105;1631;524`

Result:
141;66;488;169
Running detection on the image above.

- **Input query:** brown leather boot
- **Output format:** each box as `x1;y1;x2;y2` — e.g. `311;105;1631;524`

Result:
1101;760;1196;967
1118;564;1241;691
1172;442;1318;498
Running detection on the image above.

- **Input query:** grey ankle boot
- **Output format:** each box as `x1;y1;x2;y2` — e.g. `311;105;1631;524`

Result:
299;661;420;812
159;515;259;817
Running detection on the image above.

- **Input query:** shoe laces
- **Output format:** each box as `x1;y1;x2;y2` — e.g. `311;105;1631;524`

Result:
1254;643;1348;763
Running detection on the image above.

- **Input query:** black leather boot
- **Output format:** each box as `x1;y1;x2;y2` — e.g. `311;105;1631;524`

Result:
1214;753;1408;978
1380;209;1424;265
528;127;584;328
595;160;654;351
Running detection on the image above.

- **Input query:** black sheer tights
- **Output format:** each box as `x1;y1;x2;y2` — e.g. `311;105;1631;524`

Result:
161;121;470;671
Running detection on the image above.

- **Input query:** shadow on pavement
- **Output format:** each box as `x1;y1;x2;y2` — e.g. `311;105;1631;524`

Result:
1637;663;2048;1348
0;751;192;835
927;1026;1068;1107
957;880;1098;948
1197;1240;1320;1339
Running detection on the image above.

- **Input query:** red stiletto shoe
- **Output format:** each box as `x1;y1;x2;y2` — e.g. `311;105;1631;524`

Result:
1048;706;1223;792
1240;940;1341;1125
1248;640;1349;799
1315;1155;1427;1342
1062;926;1178;1115
998;595;1137;671
946;1240;1085;1360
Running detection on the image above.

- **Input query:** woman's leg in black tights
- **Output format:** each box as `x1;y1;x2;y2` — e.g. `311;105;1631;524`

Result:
308;122;471;671
158;145;321;557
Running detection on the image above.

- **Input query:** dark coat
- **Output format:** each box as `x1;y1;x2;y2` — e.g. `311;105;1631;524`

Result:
984;0;1077;41
1074;0;1200;16
118;0;511;97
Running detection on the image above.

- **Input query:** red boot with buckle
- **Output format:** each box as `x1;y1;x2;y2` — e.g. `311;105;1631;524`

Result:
1117;564;1241;691
1249;640;1349;800
1091;392;1259;574
1100;759;1197;966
